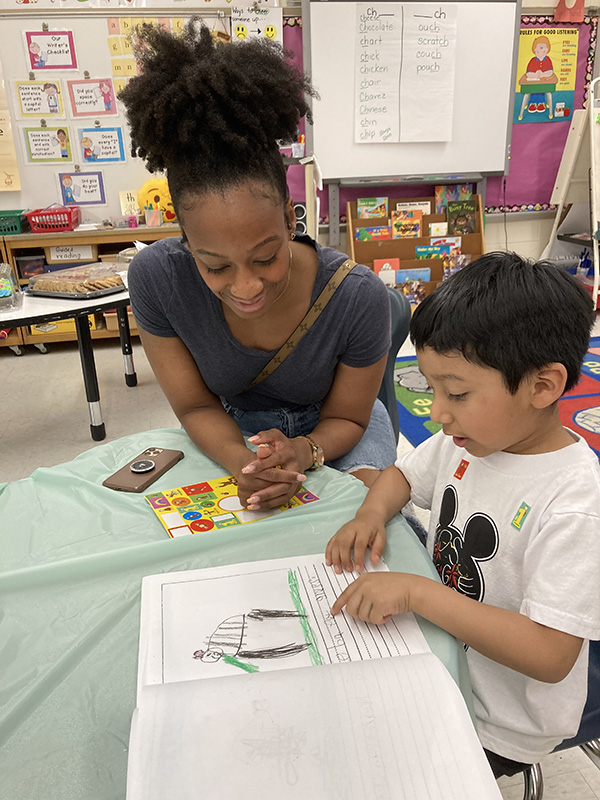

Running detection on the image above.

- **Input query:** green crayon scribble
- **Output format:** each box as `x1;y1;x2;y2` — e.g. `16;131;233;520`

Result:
221;652;259;673
288;569;323;666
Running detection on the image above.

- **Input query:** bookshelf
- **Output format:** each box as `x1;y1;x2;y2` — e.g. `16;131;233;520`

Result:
347;194;485;298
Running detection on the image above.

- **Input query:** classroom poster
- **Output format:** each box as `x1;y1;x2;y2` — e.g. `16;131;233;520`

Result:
355;3;401;142
0;112;20;190
485;14;597;214
14;80;65;118
354;2;457;144
231;6;283;45
67;78;117;117
24;30;77;71
58;169;106;205
514;27;579;124
400;3;457;141
77;126;125;162
23;126;72;162
0;60;20;190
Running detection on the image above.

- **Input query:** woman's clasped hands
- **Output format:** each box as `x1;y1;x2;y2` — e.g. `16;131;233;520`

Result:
237;428;308;511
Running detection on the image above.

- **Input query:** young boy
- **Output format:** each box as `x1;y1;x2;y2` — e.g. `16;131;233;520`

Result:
326;251;600;778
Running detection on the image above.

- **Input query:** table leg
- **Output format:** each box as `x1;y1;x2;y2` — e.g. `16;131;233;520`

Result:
75;314;106;441
546;92;553;119
116;306;137;387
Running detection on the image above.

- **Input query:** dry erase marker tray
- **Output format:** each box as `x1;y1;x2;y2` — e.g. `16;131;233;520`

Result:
26;263;125;299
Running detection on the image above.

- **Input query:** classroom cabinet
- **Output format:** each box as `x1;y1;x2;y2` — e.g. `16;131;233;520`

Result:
1;225;182;348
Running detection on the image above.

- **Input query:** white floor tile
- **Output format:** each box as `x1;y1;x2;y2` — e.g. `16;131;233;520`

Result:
0;338;177;483
499;769;598;800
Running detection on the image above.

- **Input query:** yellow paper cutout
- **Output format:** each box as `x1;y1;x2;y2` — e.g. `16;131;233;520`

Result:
122;59;137;76
111;59;127;77
107;36;122;56
122;36;134;56
112;78;127;95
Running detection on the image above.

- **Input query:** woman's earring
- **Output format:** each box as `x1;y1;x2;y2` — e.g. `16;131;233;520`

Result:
290;231;296;240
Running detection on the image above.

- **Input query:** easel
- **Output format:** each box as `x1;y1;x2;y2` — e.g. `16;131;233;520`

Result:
541;93;600;308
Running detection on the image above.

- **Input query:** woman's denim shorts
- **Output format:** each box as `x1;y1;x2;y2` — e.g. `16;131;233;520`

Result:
221;398;397;473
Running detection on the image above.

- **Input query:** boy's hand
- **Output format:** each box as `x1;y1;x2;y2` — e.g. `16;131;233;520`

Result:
325;514;387;574
330;572;420;625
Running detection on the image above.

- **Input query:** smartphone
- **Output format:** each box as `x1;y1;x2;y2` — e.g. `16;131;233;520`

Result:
102;447;184;493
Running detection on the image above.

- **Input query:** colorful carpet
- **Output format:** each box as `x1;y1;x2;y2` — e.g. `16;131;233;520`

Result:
395;336;600;457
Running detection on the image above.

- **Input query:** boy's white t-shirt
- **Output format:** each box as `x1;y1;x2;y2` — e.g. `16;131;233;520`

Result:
399;430;600;764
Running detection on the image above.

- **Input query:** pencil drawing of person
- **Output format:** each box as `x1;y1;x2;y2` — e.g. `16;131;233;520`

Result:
193;609;310;671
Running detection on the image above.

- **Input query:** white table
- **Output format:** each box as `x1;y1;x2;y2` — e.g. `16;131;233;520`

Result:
0;289;136;440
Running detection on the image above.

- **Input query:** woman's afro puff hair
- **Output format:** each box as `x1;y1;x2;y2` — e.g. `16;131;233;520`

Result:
119;18;318;175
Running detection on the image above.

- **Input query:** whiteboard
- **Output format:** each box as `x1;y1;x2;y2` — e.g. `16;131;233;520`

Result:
305;0;521;181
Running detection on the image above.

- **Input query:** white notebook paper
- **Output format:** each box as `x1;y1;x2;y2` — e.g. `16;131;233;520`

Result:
127;553;501;800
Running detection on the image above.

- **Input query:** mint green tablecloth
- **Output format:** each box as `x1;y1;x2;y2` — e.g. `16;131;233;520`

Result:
0;428;472;800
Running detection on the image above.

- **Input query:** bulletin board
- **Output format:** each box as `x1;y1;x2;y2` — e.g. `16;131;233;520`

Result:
304;0;521;182
0;12;224;220
486;13;598;213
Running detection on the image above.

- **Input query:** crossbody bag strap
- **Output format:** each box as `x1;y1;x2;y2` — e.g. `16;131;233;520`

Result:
244;258;358;392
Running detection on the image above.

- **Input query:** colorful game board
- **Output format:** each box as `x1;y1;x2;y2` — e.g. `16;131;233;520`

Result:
145;476;319;538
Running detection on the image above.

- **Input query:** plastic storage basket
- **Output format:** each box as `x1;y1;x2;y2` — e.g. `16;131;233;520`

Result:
0;210;27;235
25;205;81;233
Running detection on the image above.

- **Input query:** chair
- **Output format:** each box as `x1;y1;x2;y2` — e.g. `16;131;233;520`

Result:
521;639;600;800
378;287;412;443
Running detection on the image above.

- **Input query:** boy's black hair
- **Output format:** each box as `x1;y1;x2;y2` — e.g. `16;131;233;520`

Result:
410;251;594;394
118;19;318;220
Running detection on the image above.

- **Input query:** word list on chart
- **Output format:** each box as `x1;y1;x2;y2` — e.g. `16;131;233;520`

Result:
354;3;458;144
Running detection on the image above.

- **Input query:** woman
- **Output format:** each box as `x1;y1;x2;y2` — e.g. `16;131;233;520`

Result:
120;20;396;511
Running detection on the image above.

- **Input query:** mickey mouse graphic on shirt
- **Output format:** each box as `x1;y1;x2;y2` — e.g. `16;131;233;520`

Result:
432;485;499;602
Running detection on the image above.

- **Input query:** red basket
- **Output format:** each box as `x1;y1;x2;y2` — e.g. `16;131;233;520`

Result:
25;205;81;233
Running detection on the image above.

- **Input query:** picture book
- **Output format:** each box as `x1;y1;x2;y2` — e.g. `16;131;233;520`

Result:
396;278;428;307
355;225;391;242
373;257;400;275
430;236;462;252
356;196;388;218
396;267;431;282
391;209;422;238
126;554;502;800
373;257;400;287
415;244;451;260
428;221;448;236
145;477;319;538
443;252;473;280
447;199;477;235
435;183;473;213
395;199;431;216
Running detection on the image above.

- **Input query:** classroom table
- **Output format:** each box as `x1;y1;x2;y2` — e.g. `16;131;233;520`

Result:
0;288;136;441
0;428;473;800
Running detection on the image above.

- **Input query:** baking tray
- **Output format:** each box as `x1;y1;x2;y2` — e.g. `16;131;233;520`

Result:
25;285;125;300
